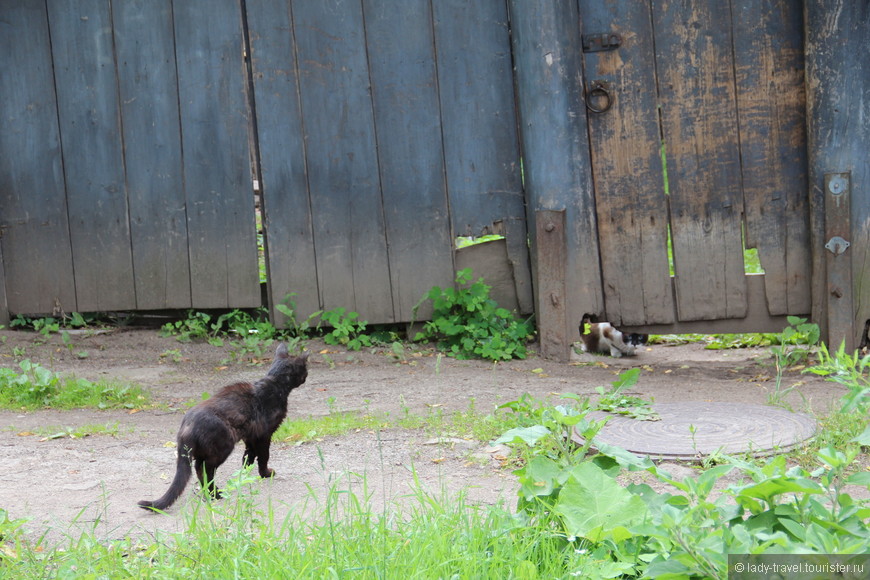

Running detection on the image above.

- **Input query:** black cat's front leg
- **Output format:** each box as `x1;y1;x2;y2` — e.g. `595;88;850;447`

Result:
253;439;275;478
242;446;255;468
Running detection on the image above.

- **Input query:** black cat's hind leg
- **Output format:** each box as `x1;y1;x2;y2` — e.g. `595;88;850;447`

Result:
195;458;223;500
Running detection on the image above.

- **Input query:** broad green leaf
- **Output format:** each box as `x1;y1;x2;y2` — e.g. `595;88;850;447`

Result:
516;456;563;501
851;425;870;446
494;425;551;447
555;462;647;542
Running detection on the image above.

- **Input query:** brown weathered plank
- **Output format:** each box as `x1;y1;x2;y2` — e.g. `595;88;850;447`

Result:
0;0;77;316
805;1;870;349
363;0;454;322
48;0;136;312
509;0;605;340
245;0;320;324
578;0;674;326
621;274;804;335
534;211;570;361
733;0;810;317
652;0;747;321
823;173;853;350
113;0;192;310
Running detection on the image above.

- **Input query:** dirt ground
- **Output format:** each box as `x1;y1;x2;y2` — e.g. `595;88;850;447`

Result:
0;327;854;545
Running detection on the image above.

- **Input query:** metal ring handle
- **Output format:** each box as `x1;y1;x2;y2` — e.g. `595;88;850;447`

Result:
585;81;613;114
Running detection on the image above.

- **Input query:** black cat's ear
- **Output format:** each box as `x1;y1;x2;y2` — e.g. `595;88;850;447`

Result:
275;342;289;358
299;351;310;362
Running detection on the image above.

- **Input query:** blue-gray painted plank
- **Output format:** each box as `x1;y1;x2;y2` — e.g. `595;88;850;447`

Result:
509;0;605;350
114;0;192;310
363;0;454;321
0;0;77;316
173;0;261;308
292;0;393;321
245;0;320;324
805;0;870;348
432;0;523;236
47;0;136;312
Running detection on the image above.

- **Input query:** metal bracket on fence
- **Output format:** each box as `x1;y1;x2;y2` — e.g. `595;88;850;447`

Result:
825;236;850;255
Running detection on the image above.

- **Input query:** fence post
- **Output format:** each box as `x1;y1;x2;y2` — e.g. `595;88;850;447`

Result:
509;0;604;360
805;1;870;351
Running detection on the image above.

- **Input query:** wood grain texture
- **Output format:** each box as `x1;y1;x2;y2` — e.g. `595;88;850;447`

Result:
432;0;524;236
510;0;605;343
173;0;261;308
805;1;870;349
292;0;392;321
653;0;747;321
114;0;192;310
363;0;454;322
733;0;810;317
48;0;136;312
0;0;77;316
245;0;320;324
579;0;674;326
535;210;570;361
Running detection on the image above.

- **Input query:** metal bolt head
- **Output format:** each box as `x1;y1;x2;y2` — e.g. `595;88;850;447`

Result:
828;175;847;195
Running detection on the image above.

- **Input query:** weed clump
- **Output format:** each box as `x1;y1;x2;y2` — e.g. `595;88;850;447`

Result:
413;268;533;361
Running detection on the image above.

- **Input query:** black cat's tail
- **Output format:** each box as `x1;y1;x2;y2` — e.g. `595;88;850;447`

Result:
138;452;192;512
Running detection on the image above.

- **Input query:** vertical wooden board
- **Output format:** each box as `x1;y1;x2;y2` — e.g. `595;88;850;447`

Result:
0;0;77;316
113;0;192;310
173;0;260;308
245;0;320;324
432;0;524;236
292;0;393;321
805;1;870;348
733;0;810;317
535;211;569;361
509;0;605;338
47;0;136;312
0;241;6;324
578;0;674;326
363;0;453;322
824;174;853;350
652;0;747;321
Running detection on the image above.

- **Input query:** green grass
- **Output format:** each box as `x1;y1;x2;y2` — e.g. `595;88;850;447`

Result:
0;360;150;411
13;422;124;440
273;399;520;447
0;472;589;579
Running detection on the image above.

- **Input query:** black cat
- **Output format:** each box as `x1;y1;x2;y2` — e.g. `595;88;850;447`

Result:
138;343;308;512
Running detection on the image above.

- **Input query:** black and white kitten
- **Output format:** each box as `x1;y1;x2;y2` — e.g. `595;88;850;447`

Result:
577;313;648;358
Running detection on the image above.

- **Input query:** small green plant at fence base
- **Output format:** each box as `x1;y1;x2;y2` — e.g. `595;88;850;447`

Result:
319;307;372;350
413;268;533;361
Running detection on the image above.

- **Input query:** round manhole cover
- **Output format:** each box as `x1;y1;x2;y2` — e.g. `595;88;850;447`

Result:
579;402;816;460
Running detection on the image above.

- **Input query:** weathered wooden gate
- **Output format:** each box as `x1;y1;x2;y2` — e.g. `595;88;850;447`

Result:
1;0;867;356
510;0;833;358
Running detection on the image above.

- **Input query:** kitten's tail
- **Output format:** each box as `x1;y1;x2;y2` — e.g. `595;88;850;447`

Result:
138;452;192;512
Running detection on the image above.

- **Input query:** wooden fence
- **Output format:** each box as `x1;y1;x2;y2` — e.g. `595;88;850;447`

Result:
1;0;868;357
